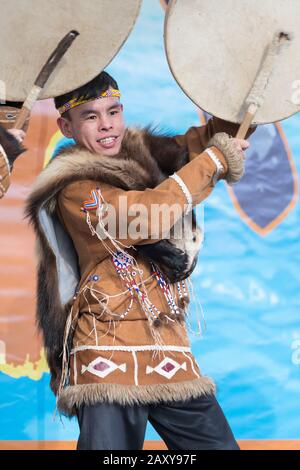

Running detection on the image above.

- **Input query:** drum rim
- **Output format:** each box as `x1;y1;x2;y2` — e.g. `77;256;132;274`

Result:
163;0;300;125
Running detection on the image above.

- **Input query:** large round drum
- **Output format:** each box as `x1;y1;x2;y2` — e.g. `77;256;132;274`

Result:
164;0;300;124
0;0;141;101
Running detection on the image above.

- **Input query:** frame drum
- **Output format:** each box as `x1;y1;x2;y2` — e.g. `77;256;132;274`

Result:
165;0;300;124
0;0;141;101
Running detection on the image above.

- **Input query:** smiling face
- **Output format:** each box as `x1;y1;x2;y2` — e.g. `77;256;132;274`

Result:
57;92;126;156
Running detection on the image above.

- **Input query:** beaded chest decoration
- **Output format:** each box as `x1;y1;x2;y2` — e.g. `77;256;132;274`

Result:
80;187;191;337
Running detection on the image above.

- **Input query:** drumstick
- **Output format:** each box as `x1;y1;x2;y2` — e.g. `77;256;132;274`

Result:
236;31;292;140
15;30;79;130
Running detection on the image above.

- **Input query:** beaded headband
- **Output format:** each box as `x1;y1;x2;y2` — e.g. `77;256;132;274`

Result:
58;87;121;115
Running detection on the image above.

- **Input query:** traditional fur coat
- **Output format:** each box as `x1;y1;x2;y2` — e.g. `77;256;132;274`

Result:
25;119;254;416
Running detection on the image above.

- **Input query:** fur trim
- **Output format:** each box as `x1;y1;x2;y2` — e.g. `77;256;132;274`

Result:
208;132;245;185
57;377;216;416
25;127;199;393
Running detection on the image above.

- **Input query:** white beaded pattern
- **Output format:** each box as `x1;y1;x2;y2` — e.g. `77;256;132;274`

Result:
170;173;193;215
206;148;224;186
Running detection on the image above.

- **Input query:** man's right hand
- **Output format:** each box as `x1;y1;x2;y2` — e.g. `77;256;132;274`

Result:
230;138;250;152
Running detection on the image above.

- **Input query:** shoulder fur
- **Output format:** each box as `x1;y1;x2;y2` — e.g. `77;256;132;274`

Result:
26;128;162;217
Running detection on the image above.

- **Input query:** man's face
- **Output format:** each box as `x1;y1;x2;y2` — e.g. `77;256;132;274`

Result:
57;93;126;156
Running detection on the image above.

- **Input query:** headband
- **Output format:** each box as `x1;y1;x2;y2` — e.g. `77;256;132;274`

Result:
58;88;121;115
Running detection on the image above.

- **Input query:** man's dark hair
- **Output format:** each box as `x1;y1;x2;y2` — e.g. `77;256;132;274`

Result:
54;71;119;119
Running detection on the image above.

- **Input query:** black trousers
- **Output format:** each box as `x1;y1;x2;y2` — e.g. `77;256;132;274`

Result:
76;394;240;450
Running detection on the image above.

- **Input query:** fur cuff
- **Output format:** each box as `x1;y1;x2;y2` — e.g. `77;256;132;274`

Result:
208;132;245;185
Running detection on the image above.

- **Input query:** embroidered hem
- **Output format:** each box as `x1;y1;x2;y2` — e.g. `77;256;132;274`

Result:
57;377;216;416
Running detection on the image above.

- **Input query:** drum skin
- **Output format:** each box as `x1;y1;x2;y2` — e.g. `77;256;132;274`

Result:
0;0;141;101
164;0;300;124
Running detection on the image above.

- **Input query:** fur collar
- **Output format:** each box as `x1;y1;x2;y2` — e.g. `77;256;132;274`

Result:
26;127;187;213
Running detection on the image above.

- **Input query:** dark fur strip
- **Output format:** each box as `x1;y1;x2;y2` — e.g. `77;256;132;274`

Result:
142;127;189;175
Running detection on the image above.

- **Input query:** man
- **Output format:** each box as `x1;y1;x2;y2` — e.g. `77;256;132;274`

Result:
26;71;254;450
